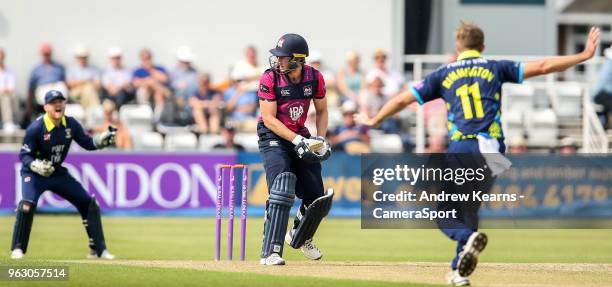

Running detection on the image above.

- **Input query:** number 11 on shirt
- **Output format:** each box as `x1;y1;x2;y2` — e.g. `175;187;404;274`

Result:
456;82;483;120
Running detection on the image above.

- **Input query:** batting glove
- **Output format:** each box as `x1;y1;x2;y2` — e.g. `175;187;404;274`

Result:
311;136;331;156
292;135;332;163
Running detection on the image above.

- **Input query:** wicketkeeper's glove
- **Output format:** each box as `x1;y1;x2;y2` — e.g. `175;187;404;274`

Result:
30;159;55;177
94;126;117;149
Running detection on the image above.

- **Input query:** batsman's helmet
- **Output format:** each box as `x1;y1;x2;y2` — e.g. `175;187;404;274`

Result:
269;33;309;58
269;33;309;73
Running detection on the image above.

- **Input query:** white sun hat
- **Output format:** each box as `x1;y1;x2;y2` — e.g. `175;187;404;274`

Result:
176;46;196;62
107;46;123;57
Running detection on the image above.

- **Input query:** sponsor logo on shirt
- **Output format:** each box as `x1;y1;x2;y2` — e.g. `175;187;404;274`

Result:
280;89;291;97
65;128;72;139
269;140;278;147
24;176;31;183
288;104;304;121
303;85;313;97
43;133;51;141
21;144;31;152
260;84;270;93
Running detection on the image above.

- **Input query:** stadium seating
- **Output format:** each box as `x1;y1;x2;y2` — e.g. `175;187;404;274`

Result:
131;131;164;151
503;83;535;116
0;50;605;154
553;82;583;118
119;105;154;132
156;124;192;135
164;132;198;151
526;109;558;147
198;134;224;151
503;109;524;140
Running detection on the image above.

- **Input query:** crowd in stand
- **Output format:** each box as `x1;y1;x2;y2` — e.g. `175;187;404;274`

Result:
1;43;610;153
0;44;419;152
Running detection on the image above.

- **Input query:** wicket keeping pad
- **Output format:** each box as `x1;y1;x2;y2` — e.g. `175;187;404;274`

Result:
11;200;36;253
262;172;296;257
85;198;107;256
289;189;334;249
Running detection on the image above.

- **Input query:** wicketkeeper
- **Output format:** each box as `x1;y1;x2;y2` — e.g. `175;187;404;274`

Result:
11;90;116;260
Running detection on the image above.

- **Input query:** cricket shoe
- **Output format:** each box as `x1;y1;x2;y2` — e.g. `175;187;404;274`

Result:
10;248;24;259
457;232;488;277
285;229;323;260
87;249;116;260
447;270;470;286
259;253;285;265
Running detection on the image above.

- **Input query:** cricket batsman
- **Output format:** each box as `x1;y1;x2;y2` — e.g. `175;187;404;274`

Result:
11;90;117;260
358;23;600;285
257;33;334;265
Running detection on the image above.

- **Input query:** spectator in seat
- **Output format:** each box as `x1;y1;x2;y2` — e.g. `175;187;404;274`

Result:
308;50;336;86
190;73;222;134
360;74;399;133
132;49;170;117
28;43;67;118
170;46;198;104
337;50;364;104
95;100;132;150
330;101;370;153
231;45;262;94
66;45;101;109
366;48;404;99
213;122;245;151
0;48;19;132
223;69;258;122
359;75;385;118
101;46;134;108
308;50;340;107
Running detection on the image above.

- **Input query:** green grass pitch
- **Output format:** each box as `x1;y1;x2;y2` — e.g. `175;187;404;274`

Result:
0;216;610;286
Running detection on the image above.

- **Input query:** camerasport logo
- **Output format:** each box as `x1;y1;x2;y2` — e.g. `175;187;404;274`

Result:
288;103;304;121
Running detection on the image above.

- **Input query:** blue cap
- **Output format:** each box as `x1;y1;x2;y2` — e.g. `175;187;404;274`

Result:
44;90;66;104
